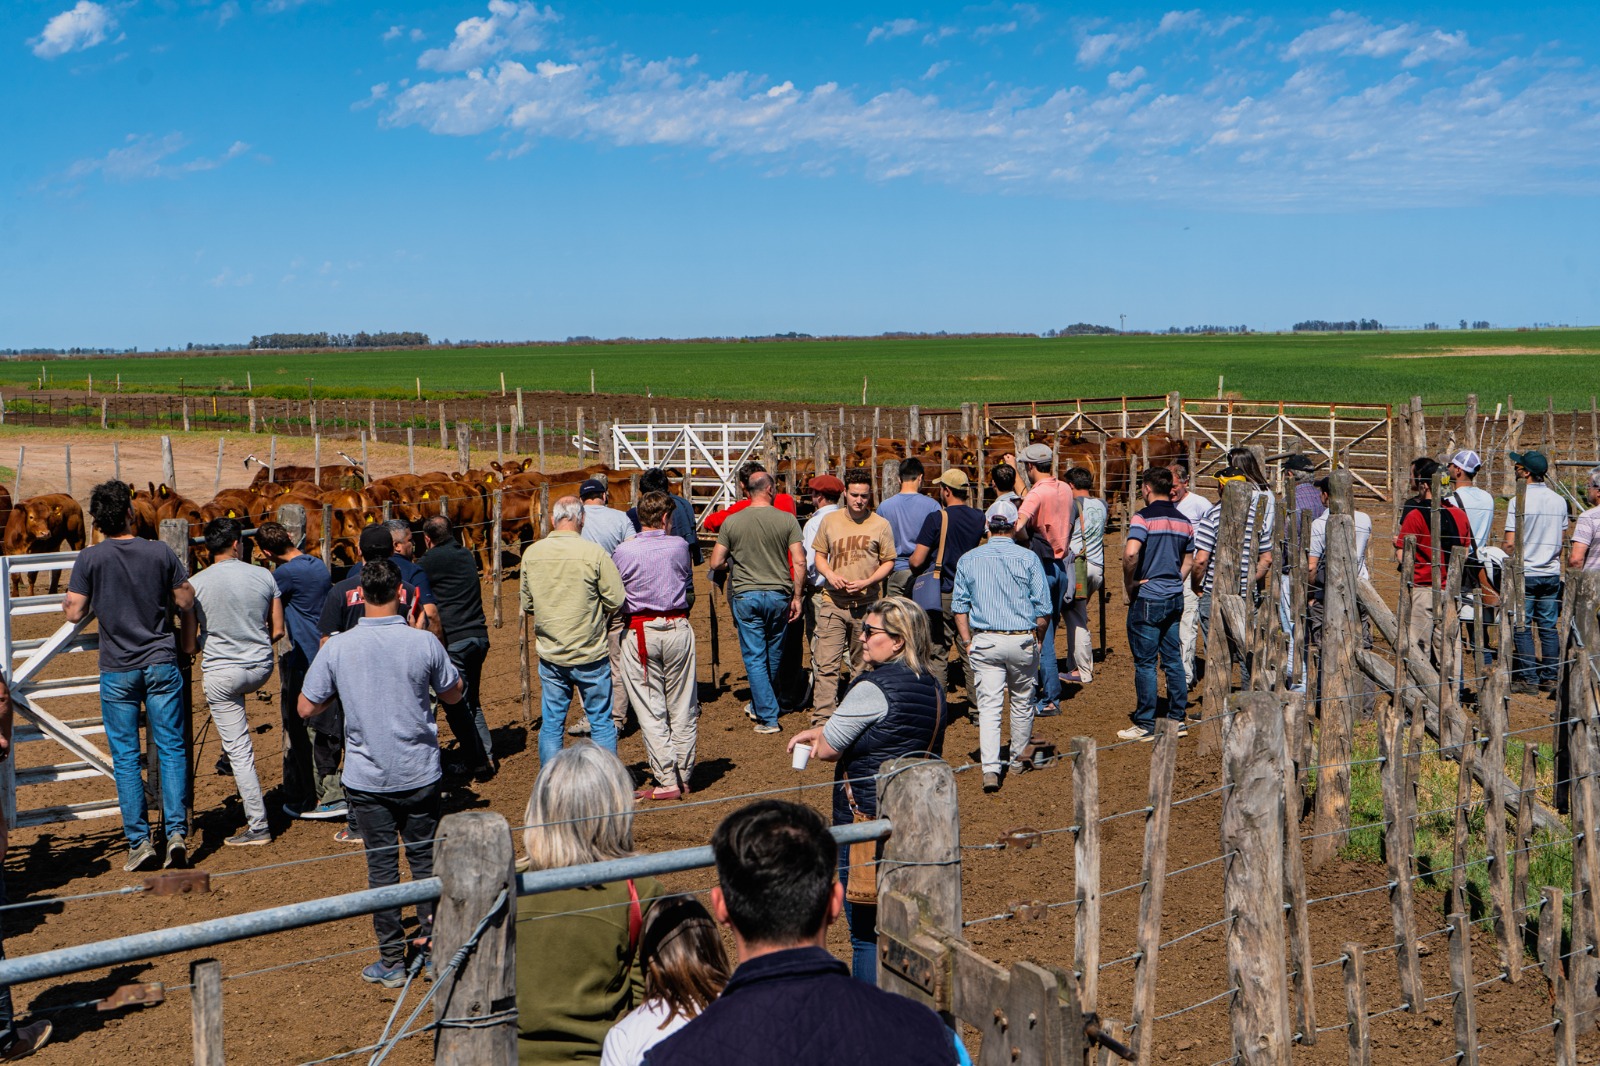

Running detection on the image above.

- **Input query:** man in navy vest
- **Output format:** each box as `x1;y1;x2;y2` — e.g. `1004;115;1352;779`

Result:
645;799;968;1066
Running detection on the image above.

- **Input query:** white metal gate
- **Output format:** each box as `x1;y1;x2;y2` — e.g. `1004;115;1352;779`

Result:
1178;400;1393;500
0;552;119;829
610;424;768;530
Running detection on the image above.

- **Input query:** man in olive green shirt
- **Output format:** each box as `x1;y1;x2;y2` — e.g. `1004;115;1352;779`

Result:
709;472;804;734
520;496;626;764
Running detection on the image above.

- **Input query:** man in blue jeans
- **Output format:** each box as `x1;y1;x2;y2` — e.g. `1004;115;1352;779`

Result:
709;473;804;734
65;480;197;873
1118;468;1196;741
519;497;625;763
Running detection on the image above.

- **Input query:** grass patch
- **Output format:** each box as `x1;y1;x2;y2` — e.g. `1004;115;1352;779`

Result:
6;327;1600;407
1339;721;1571;940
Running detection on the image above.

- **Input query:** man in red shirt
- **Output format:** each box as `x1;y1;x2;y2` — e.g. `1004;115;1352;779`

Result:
1394;458;1473;663
1014;443;1075;715
703;462;798;533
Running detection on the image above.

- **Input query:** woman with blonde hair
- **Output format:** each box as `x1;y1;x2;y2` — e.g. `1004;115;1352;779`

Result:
516;742;664;1065
600;894;730;1066
786;595;947;982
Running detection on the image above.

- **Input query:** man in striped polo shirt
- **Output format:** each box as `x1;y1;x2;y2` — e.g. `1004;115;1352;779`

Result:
1118;467;1195;742
952;500;1052;793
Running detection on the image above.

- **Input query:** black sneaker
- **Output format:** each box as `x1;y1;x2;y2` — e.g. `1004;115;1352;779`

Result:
0;1020;52;1060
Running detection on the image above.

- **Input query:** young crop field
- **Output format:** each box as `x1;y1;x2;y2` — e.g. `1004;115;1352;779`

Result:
5;328;1599;408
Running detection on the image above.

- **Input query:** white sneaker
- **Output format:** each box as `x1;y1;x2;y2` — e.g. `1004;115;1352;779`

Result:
1116;726;1155;742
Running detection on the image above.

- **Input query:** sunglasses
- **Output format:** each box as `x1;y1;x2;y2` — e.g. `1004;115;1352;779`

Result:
861;623;889;638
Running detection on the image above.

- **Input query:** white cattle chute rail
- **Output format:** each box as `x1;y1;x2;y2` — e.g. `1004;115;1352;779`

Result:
609;423;768;530
0;552;120;830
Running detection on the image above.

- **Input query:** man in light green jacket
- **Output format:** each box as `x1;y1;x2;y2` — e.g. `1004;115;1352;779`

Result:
521;495;626;764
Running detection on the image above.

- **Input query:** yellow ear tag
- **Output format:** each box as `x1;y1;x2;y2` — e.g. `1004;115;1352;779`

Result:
227;510;236;518
422;491;430;499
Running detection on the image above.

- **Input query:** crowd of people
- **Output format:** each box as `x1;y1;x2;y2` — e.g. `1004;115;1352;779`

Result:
9;439;1597;1061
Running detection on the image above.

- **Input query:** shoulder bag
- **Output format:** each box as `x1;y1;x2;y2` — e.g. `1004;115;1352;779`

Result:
910;509;949;611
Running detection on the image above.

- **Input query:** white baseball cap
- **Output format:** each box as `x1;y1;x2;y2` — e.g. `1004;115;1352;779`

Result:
1448;449;1482;474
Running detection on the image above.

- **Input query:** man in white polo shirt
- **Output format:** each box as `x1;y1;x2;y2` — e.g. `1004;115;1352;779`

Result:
1445;450;1496;557
1503;450;1569;693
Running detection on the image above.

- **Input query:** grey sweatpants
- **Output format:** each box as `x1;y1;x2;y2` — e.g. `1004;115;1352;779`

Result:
203;661;274;832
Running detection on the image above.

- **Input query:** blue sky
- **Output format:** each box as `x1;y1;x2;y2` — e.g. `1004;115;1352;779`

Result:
4;1;1598;348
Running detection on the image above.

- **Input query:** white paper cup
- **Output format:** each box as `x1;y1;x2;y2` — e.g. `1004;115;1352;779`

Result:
791;743;813;771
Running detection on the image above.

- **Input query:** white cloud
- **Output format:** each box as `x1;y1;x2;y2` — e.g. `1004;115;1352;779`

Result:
1286;12;1470;69
1107;67;1147;90
353;83;390;110
974;22;1018;40
1076;33;1124;66
384;25;404;42
59;134;250;182
922;26;958;45
30;1;115;59
867;18;923;44
412;28;425;42
418;1;560;73
922;61;951;81
383;9;1600;209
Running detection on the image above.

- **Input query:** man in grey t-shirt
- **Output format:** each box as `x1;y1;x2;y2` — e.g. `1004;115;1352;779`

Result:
190;518;283;847
299;559;463;986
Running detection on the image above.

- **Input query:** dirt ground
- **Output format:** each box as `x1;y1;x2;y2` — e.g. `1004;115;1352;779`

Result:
0;429;1591;1065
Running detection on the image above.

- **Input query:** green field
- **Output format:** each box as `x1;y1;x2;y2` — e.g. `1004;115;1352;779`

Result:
5;329;1599;408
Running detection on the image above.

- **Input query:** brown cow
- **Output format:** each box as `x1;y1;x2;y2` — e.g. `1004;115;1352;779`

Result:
5;494;87;595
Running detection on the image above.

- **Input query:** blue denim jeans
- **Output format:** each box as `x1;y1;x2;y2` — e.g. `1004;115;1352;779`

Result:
537;658;616;765
1035;558;1067;707
1126;592;1187;732
838;843;877;983
730;590;790;727
101;662;189;847
1512;576;1562;686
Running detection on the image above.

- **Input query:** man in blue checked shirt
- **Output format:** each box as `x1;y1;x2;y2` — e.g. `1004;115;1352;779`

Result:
1119;467;1196;742
952;500;1052;794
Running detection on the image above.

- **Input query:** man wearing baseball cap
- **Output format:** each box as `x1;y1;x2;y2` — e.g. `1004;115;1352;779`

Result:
908;469;987;696
577;477;636;737
951;500;1052;793
1014;442;1075;716
1504;450;1569;693
1445;450;1495;557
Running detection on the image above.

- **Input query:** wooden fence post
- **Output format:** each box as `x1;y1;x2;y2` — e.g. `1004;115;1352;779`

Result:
1281;694;1316;1043
159;517;196;815
458;423;471;475
214;437;225;496
440;403;449;450
112;441;120;483
1071;736;1100;1014
432;810;517;1065
191;958;224;1066
490;492;503;629
1222;692;1291;1066
1448;913;1479;1066
1379;696;1424;1012
1479;670;1514;978
1312;472;1359;867
267;436;276;484
1543;888;1578;1066
313;435;322;486
248;398;257;433
162;435;176;490
1129;718;1179;1060
877;756;961;993
1341;945;1370;1066
320;504;333;567
63;445;72;499
102;397;109;430
518;610;533;729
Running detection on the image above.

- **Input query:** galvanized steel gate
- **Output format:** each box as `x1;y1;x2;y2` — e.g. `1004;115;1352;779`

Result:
0;552;120;829
610;423;769;529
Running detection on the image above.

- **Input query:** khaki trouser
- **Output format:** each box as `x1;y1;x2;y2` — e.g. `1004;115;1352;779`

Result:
925;589;971;695
1179;582;1201;687
970;631;1039;774
1405;586;1437;661
606;611;633;728
1063;563;1104;683
617;617;699;790
812;598;868;725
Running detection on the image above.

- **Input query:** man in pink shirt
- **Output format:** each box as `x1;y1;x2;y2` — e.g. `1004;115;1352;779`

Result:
1014;443;1075;715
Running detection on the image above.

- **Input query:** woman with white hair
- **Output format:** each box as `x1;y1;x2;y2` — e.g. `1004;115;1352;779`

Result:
516;742;663;1065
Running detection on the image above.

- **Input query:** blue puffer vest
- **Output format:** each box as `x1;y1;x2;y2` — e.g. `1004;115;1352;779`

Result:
833;662;946;826
642;946;958;1066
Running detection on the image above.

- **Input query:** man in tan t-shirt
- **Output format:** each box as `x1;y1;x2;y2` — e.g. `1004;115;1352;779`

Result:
811;469;896;724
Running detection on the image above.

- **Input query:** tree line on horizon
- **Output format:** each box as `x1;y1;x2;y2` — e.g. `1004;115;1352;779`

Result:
248;331;430;349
